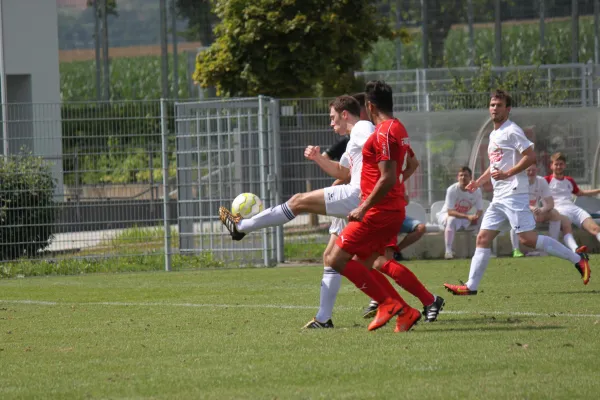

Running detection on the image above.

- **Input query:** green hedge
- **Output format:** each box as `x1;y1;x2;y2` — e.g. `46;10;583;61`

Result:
0;156;58;261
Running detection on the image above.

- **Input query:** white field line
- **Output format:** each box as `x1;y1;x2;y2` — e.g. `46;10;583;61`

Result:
1;299;600;318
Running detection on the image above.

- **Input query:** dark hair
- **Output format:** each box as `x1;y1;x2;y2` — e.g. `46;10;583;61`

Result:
490;89;512;108
459;166;472;176
329;95;361;117
551;152;567;163
351;92;366;108
365;80;393;114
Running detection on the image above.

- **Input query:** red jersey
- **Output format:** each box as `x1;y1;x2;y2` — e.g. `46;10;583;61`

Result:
361;118;411;211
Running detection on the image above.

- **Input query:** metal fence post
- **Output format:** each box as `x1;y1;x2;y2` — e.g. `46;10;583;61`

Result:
160;98;172;271
270;98;284;263
425;93;433;208
257;95;269;266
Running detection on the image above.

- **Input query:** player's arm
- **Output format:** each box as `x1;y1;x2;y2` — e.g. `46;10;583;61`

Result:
447;209;471;220
539;196;554;213
304;145;350;180
331;176;350;186
401;152;419;182
576;188;600;197
349;160;396;221
321;137;349;161
466;166;491;192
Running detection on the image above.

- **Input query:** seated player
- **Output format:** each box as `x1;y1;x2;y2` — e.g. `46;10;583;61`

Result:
509;164;584;256
436;166;483;260
546;152;600;246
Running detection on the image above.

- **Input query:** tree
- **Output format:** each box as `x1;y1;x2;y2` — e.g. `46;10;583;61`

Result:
193;0;390;97
175;0;218;46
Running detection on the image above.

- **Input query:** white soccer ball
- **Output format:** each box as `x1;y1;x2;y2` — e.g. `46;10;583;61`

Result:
231;193;264;218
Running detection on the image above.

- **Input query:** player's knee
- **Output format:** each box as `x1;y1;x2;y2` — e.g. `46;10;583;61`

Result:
287;193;305;213
475;232;492;248
415;224;426;236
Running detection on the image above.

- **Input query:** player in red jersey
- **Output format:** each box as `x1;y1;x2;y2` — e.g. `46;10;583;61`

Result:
325;80;435;332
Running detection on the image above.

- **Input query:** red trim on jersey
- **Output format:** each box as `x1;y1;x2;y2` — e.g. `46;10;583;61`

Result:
545;174;580;194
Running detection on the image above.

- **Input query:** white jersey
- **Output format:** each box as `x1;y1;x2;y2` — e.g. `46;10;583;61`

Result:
528;176;552;206
545;174;580;205
344;120;375;189
439;182;483;215
488;120;533;199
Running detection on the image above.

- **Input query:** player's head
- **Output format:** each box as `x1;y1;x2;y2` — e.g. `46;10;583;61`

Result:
457;166;472;187
550;152;567;176
526;164;538;178
351;92;369;120
364;80;393;121
489;89;512;124
329;95;361;135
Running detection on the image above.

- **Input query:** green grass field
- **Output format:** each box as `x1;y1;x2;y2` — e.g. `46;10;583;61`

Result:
1;256;599;399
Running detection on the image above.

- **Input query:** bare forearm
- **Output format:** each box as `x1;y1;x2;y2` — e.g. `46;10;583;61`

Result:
360;176;395;212
313;155;349;180
579;188;600;197
402;157;419;182
540;197;554;212
476;166;492;186
448;210;470;219
506;154;536;178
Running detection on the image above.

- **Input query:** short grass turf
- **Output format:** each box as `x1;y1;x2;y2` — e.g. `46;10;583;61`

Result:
0;256;599;399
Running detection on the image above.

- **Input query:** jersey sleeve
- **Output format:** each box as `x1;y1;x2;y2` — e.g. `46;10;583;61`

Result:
510;127;534;154
375;121;410;171
339;152;350;168
566;176;580;195
538;177;552;199
444;186;457;211
324;136;350;161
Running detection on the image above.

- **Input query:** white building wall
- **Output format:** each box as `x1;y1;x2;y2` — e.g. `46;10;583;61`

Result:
1;0;64;194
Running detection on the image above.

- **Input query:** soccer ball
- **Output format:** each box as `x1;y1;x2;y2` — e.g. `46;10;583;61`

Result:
231;193;264;218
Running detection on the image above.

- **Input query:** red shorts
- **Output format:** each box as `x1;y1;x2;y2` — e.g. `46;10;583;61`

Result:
336;208;405;260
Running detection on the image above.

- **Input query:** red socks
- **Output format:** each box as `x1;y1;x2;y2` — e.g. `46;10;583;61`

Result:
380;260;434;306
369;269;407;307
340;259;388;303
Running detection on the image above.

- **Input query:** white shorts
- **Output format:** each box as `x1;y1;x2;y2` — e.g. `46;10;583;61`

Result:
480;194;536;234
329;217;347;235
554;203;591;228
437;213;473;231
323;185;360;218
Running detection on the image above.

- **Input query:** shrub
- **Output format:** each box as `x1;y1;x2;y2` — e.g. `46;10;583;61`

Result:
0;155;58;261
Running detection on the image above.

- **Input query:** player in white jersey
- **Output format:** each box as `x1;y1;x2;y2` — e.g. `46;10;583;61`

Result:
219;95;369;242
545;152;600;246
437;166;483;259
443;90;591;295
509;164;582;256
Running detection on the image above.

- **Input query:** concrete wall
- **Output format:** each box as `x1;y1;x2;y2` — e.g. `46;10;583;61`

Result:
1;0;64;194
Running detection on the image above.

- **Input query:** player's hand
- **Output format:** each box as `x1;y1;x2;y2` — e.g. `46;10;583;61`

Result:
304;145;320;160
348;206;366;222
467;214;479;224
532;207;542;216
491;168;509;181
466;180;479;193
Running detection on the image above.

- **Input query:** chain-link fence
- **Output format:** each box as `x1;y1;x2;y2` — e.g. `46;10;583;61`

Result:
3;88;600;274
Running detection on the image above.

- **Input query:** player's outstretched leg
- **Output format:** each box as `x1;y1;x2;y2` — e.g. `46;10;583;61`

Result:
524;233;591;285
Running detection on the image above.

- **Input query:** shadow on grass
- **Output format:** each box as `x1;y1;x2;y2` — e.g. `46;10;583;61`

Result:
434;316;535;324
553;290;600;295
422;325;565;333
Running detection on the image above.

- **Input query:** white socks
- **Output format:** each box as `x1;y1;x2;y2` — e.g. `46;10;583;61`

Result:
237;202;295;233
548;220;561;240
444;228;455;254
535;235;580;264
315;267;341;323
563;233;579;252
509;229;520;251
466;248;492;291
596;233;600;243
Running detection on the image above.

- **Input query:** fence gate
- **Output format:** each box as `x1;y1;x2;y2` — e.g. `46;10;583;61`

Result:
174;97;283;266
